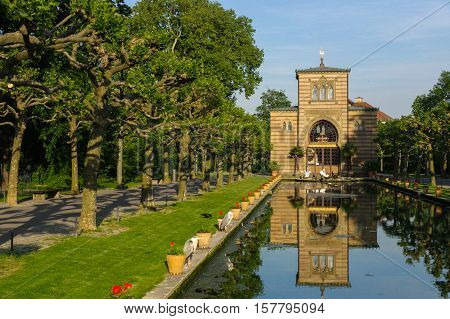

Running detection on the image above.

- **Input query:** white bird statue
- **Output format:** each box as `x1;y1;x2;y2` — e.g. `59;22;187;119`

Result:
183;237;197;266
219;211;233;232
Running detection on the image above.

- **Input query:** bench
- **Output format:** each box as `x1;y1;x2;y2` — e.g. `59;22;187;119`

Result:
31;189;61;201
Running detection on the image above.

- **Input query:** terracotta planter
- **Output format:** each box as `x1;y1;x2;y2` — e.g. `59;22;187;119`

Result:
254;192;260;200
241;201;249;211
197;232;212;248
405;181;410;188
435;206;443;215
271;171;278;177
262;184;268;190
231;208;241;219
435;188;442;197
422;186;429;194
248;196;255;204
385;177;389;182
166;254;185;275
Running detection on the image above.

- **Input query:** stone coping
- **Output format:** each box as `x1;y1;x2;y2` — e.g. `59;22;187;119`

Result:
143;177;280;299
371;179;450;206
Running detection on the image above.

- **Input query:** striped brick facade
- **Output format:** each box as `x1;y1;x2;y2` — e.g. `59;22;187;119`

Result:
270;62;378;176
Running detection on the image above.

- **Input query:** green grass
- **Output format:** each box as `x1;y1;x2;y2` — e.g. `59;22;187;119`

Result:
392;181;450;200
0;176;267;298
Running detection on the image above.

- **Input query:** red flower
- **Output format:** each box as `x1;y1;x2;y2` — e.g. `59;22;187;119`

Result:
124;282;132;290
235;202;240;208
112;285;122;295
218;211;223;216
241;196;246;201
169;241;174;247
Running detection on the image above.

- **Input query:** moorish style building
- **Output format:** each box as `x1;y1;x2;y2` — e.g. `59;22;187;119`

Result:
270;53;388;176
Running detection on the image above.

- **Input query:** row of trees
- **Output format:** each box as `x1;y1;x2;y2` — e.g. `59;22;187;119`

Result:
376;71;449;185
0;0;266;231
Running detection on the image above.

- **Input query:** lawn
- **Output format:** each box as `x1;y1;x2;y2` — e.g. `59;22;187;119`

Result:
0;176;268;298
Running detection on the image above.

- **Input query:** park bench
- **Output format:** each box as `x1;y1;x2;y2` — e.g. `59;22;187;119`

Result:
31;189;61;201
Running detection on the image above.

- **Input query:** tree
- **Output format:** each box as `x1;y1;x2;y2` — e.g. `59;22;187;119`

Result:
256;89;291;125
341;142;357;176
289;146;304;176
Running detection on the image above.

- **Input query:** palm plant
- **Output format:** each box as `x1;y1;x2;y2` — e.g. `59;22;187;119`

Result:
289;146;304;176
341;142;357;175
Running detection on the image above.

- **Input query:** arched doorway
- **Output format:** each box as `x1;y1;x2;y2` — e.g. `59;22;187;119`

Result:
306;120;340;175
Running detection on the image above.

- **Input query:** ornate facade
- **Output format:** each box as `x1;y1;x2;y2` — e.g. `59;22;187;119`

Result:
270;55;385;176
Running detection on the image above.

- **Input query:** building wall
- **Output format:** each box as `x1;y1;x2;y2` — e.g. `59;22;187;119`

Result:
270;111;298;175
348;109;378;176
270;68;378;176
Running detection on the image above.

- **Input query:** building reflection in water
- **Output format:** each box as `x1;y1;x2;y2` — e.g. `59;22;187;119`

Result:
270;182;378;297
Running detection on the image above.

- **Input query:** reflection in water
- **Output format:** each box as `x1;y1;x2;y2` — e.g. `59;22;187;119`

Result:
178;182;448;299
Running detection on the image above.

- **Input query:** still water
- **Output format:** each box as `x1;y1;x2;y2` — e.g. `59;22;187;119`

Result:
178;182;449;299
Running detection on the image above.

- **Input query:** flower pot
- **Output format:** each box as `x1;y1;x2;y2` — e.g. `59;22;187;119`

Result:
196;232;212;248
435;206;443;215
241;201;249;211
435;188;442;197
405;181;410;188
422;186;429;194
231;208;241;219
385;177;389;182
166;254;185;275
254;192;260;200
262;184;268;190
271;171;278;177
413;182;419;189
248;196;255;204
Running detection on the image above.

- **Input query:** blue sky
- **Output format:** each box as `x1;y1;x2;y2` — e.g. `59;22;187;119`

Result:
125;0;450;118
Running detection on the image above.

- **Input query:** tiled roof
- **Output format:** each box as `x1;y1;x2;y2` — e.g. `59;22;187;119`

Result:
348;98;392;121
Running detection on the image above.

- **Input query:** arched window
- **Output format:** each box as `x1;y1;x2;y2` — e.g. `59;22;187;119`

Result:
282;122;287;131
312;86;318;100
309;120;338;142
287;122;293;131
320;86;326;100
328;86;334;100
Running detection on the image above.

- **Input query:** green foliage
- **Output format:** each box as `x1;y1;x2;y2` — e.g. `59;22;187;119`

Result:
289;146;304;158
197;227;212;233
268;161;280;172
256;89;292;124
363;159;378;173
166;247;185;255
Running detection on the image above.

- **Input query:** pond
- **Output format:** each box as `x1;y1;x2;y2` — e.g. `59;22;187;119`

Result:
178;182;449;299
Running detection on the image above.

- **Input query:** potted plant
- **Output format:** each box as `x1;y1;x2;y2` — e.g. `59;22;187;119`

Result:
241;196;249;211
254;189;261;200
166;242;185;275
435;186;442;197
196;227;212;248
217;211;224;228
248;192;255;204
269;161;280;177
404;180;410;188
422;185;429;194
413;181;419;189
231;202;241;219
385;177;389;182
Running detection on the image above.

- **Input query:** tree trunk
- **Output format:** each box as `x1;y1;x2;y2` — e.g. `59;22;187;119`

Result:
415;153;422;183
6;117;26;206
228;148;235;184
162;145;170;183
202;151;211;192
380;151;384;172
116;135;124;189
427;143;436;186
69;116;79;195
441;150;447;179
178;130;189;201
216;155;224;188
176;140;181;182
188;145;195;180
201;149;206;178
79;120;104;231
141;138;155;210
393;151;399;179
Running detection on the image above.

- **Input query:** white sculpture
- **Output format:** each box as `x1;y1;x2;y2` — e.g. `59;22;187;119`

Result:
320;168;330;178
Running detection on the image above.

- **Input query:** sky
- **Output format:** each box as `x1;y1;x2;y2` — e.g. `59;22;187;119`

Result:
125;0;450;118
